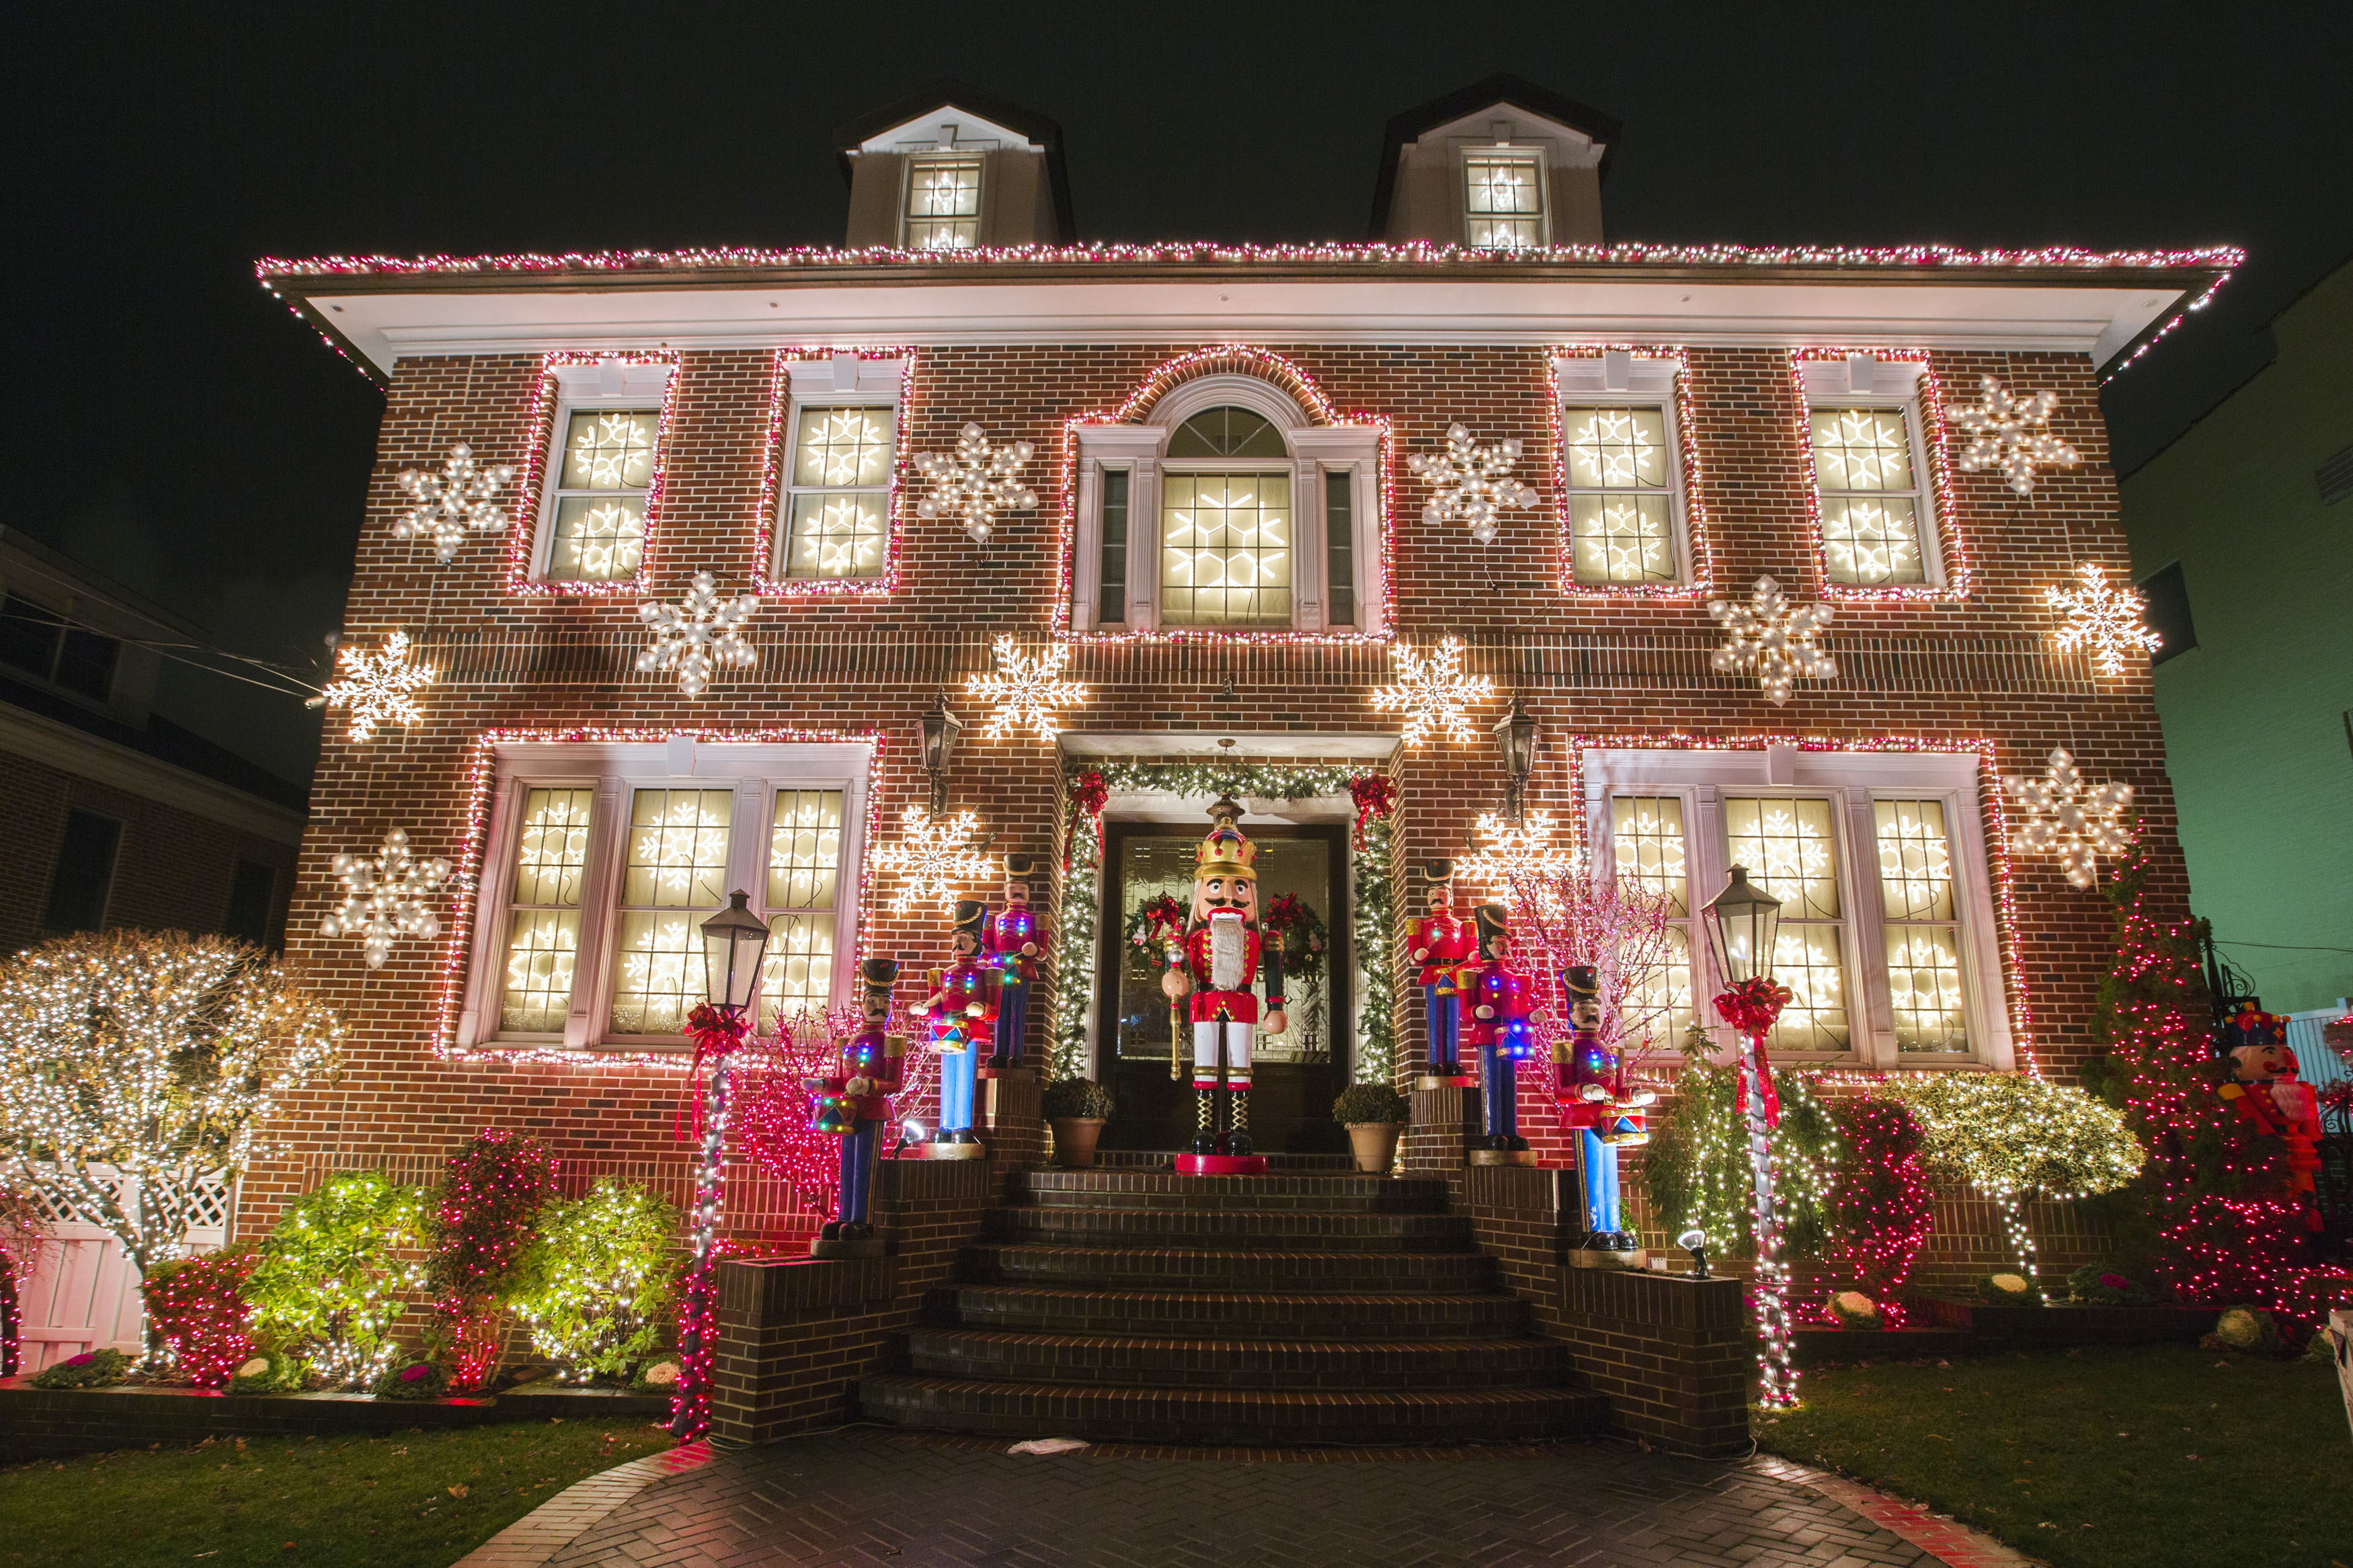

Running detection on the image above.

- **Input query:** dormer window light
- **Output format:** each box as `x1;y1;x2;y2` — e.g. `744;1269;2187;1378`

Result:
903;129;983;251
1464;145;1547;250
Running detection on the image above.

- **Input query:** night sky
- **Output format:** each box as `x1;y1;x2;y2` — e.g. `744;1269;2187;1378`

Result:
9;2;2349;786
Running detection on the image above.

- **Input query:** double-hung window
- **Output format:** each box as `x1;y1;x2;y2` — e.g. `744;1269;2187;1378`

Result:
770;356;906;585
1556;352;1694;587
1584;747;2012;1069
903;153;982;249
1799;355;1946;589
1067;377;1382;636
458;740;869;1050
531;360;674;584
1463;147;1547;249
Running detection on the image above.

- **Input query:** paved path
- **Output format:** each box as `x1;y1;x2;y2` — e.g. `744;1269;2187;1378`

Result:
456;1428;2032;1568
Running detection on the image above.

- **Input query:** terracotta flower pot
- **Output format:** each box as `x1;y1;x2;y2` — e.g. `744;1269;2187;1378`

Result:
1346;1121;1402;1174
1051;1117;1106;1169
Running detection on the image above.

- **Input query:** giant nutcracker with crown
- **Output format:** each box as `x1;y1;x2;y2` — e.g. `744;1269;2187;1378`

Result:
1410;859;1478;1087
913;899;996;1159
805;957;902;1257
1161;797;1289;1175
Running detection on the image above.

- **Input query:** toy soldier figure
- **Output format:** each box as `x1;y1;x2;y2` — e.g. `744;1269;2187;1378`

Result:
985;853;1045;1071
1554;963;1653;1264
1162;797;1288;1167
1409;860;1476;1085
806;958;901;1250
1458;902;1536;1165
2215;999;2324;1229
912;899;995;1159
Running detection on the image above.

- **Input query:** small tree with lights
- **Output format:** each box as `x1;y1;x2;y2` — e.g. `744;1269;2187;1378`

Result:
0;932;342;1290
735;1005;939;1224
424;1130;559;1389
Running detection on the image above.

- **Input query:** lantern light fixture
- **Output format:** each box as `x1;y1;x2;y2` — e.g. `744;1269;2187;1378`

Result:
919;692;963;813
1698;865;1782;990
699;890;772;1018
1492;695;1539;824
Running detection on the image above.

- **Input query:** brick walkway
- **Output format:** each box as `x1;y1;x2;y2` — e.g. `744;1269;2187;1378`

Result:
452;1428;2032;1568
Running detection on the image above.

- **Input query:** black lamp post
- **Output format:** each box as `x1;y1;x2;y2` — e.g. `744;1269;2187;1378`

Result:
1696;865;1781;991
920;693;963;815
1492;695;1539;823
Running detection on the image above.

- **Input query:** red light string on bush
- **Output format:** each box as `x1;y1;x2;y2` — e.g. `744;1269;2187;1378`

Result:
426;1130;559;1389
141;1251;259;1390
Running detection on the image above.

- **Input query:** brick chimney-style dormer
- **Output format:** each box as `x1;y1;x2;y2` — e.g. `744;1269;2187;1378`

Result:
1370;74;1620;248
835;81;1075;250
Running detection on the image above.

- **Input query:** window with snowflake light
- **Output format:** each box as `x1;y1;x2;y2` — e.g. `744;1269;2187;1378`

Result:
1808;407;1930;586
1564;405;1676;583
608;789;733;1036
781;405;895;580
543;407;660;582
1463;150;1547;249
904;153;982;249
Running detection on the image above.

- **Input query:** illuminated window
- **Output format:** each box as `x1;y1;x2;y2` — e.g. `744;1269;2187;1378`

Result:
1874;799;1968;1053
761;788;845;1026
782;404;895;580
1609;795;1694;1042
608;788;734;1036
545;407;659;581
904;154;982;249
499;786;594;1033
1809;407;1928;586
1160;406;1292;628
1564;405;1675;583
1464;151;1546;249
1723;797;1850;1053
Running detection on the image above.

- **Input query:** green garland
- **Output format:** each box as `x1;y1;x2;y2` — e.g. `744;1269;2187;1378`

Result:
1351;815;1396;1083
1049;821;1103;1080
1642;1065;1840;1259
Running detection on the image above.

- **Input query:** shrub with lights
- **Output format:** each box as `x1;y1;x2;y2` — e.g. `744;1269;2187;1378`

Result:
424;1130;559;1389
0;1182;46;1378
1645;1059;1839;1260
1823;1096;1934;1326
508;1178;680;1383
245;1170;427;1389
140;1249;258;1388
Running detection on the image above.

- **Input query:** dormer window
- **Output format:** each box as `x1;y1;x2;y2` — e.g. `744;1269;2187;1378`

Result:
903;152;982;249
1464;147;1547;249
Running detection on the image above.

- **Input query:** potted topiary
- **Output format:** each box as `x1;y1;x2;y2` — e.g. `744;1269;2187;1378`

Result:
1332;1083;1410;1173
1041;1079;1115;1168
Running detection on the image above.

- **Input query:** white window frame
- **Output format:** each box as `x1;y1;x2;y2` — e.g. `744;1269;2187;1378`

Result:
1799;356;1948;590
1460;142;1550;249
456;738;871;1053
770;355;908;585
1581;745;2013;1071
1066;375;1384;636
900;151;984;249
1556;351;1696;587
528;360;675;583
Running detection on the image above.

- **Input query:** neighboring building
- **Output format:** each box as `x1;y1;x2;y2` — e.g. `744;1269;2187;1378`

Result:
2120;255;2353;1014
0;527;305;957
242;77;2224;1252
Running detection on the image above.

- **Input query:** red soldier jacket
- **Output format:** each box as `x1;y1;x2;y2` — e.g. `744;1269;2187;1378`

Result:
840;1025;903;1121
1410;909;1474;988
1182;911;1286;1025
926;957;1000;1043
986;904;1045;985
2219;1077;2324;1193
1454;960;1533;1051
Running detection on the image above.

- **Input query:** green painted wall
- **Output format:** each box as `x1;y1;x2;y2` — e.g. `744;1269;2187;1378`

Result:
2120;261;2353;1013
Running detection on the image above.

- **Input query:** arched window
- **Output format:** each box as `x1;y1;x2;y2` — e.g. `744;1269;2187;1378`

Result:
1068;376;1382;636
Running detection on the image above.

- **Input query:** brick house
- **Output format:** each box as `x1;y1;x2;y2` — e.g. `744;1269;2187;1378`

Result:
239;79;2230;1434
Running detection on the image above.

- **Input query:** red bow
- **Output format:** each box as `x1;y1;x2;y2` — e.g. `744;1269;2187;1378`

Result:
1712;977;1792;1128
1348;774;1397;849
1068;769;1111;868
676;1003;752;1142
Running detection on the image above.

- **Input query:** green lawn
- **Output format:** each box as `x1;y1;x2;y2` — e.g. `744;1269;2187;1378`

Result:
0;1417;674;1568
1757;1344;2353;1568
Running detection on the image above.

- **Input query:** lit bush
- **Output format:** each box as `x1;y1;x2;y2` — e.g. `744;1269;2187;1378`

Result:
245;1171;426;1388
141;1249;257;1388
508;1179;679;1383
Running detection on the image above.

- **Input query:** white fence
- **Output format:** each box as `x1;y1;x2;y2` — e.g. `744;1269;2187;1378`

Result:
17;1168;234;1372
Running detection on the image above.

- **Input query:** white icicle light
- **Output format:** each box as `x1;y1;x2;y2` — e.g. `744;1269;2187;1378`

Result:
1407;423;1536;544
2003;748;2133;891
636;572;759;698
1953;376;2080;497
916;423;1039;542
391;442;516;562
319;827;453;968
1706;575;1836;705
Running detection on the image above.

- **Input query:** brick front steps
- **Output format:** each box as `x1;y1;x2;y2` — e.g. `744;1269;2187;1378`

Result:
861;1167;1607;1445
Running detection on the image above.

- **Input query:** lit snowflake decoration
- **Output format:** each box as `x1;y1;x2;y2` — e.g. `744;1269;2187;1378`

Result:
319;827;452;968
1953;376;2079;497
391;442;516;563
2003;748;2133;891
871;805;997;916
2045;563;2161;680
1707;576;1836;706
915;423;1038;542
1408;423;1537;544
1369;636;1496;746
636;572;759;698
964;635;1088;741
1459;811;1579;899
311;630;436;742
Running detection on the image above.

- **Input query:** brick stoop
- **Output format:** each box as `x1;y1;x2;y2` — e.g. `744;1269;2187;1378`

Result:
858;1167;1609;1445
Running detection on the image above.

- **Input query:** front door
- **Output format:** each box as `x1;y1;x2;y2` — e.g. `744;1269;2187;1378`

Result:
1099;821;1349;1153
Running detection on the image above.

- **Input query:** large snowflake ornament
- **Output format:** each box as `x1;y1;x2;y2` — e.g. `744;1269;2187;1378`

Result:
1707;576;1836;705
916;423;1038;542
391;442;517;562
1408;423;1537;544
1953;376;2080;497
1369;636;1496;745
1459;811;1579;899
636;572;759;698
319;827;453;968
965;636;1088;741
311;630;436;742
871;805;997;916
2003;748;2133;891
2045;563;2162;680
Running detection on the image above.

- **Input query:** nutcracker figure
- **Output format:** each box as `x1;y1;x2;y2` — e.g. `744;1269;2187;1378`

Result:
1161;797;1288;1170
1554;963;1653;1263
805;958;901;1249
1410;860;1476;1085
913;898;996;1159
1458;902;1536;1165
2214;999;2324;1229
985;853;1045;1071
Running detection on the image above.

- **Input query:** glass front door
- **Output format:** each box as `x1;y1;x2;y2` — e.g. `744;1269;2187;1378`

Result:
1098;821;1349;1153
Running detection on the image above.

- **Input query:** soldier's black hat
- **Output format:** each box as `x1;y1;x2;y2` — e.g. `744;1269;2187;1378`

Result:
953;899;989;940
1474;902;1511;944
1563;964;1598;999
